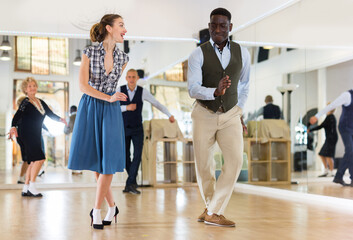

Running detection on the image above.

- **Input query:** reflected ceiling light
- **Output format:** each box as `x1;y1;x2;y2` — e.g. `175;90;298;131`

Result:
0;36;12;51
263;46;274;50
277;84;299;94
276;86;286;94
283;83;299;92
0;51;10;61
73;49;81;66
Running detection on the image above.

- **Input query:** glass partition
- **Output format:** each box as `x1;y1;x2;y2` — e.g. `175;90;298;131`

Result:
0;35;352;202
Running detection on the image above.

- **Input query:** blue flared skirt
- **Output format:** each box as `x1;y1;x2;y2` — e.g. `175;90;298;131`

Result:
68;93;125;174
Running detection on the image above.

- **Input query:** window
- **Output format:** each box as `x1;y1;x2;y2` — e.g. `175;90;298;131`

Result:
15;37;31;71
150;85;194;137
15;36;69;75
163;61;188;82
32;37;49;75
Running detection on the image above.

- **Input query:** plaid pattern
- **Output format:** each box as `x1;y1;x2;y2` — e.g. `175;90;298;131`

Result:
83;42;129;93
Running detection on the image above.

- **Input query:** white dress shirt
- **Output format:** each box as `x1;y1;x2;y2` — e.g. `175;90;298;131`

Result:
187;38;251;110
315;90;352;119
118;86;172;117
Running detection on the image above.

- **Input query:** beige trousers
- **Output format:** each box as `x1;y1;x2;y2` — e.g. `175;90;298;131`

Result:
191;102;243;215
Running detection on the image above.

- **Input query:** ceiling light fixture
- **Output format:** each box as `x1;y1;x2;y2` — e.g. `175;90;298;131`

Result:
263;46;274;50
73;49;81;66
0;36;12;51
0;50;11;61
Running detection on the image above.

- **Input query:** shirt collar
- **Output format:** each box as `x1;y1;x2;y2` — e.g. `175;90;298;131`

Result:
98;42;119;56
127;85;138;92
209;38;231;50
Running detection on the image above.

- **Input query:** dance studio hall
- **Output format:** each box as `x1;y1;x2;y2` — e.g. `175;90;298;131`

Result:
0;0;352;239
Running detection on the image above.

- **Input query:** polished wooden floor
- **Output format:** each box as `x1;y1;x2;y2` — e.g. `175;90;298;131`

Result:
1;186;352;240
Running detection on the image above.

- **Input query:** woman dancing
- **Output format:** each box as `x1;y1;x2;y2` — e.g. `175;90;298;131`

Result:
9;77;66;197
67;14;129;230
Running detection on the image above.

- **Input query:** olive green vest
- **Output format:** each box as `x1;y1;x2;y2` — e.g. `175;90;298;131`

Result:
198;41;242;113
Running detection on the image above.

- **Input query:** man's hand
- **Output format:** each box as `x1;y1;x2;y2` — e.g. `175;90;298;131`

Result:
169;115;175;123
60;118;67;126
214;75;231;97
126;104;137;111
309;116;318;125
241;116;248;135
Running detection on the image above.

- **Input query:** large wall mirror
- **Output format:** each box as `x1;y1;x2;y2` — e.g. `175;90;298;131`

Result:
246;41;353;200
0;34;352;202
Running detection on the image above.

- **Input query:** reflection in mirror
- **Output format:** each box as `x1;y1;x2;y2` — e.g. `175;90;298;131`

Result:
0;37;197;186
243;44;353;200
1;35;352;201
243;45;304;189
302;49;353;199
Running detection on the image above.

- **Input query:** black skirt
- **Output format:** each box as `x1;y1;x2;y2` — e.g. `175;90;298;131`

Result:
318;137;338;158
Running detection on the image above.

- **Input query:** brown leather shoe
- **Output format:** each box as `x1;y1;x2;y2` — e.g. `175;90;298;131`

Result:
197;208;208;222
204;214;235;227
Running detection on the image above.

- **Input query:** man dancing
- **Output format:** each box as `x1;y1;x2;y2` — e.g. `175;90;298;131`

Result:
188;8;250;227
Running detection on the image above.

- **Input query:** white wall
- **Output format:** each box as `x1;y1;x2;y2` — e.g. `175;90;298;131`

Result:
120;40;196;85
291;71;318;126
245;47;353;115
245;48;308;117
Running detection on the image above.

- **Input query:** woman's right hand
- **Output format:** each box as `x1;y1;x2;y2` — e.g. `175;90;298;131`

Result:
108;92;127;103
8;127;18;140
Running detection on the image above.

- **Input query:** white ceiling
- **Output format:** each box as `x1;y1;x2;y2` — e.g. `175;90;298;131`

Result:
1;0;352;48
235;0;353;49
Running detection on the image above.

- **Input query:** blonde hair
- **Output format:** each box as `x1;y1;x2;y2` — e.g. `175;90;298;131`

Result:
21;77;38;95
127;68;138;74
17;96;26;107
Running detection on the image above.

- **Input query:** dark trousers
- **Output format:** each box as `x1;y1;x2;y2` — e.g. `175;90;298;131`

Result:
335;126;353;181
125;127;144;187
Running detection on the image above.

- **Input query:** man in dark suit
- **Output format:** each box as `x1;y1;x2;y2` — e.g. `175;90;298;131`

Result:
245;95;281;123
119;69;175;194
263;95;281;119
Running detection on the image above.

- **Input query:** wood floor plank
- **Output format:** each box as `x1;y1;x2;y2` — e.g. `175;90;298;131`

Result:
0;186;352;240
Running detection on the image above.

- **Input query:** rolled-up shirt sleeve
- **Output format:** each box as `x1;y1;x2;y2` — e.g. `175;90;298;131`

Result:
143;89;172;117
187;48;216;100
315;91;351;119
